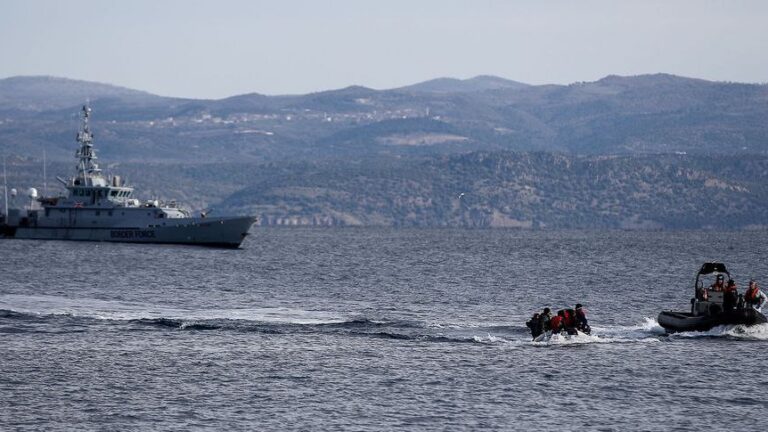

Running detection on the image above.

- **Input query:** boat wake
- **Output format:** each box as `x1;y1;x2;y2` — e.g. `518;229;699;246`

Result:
0;294;349;325
2;295;766;345
667;322;768;341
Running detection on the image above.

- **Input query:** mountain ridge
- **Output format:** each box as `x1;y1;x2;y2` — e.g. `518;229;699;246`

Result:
7;72;750;104
1;73;767;161
395;75;530;93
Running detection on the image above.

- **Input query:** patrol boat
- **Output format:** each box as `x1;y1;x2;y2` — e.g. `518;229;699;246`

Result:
0;105;256;248
657;262;767;333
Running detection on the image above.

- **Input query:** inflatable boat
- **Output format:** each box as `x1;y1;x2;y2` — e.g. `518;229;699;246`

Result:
658;262;767;333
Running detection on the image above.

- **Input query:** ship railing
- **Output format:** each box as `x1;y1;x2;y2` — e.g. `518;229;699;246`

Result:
142;199;181;209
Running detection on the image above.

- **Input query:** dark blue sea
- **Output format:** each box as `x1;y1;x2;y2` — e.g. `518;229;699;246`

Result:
2;229;768;431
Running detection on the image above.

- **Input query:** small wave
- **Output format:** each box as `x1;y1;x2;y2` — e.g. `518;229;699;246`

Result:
130;317;186;329
472;334;509;344
128;317;227;331
344;329;482;344
178;321;227;331
0;309;38;320
320;318;423;329
366;331;413;340
426;321;515;330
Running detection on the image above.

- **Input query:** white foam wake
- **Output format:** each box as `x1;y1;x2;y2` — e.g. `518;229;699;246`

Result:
0;294;347;325
670;323;768;340
590;317;666;339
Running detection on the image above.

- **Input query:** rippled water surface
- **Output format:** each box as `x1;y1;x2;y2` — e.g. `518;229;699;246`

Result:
2;229;768;431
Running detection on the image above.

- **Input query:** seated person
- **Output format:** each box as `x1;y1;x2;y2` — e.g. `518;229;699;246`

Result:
710;274;725;292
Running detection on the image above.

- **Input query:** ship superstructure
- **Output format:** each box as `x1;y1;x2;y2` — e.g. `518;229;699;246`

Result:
0;105;255;247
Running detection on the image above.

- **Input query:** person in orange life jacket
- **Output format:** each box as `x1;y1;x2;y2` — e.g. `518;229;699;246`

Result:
550;310;565;335
723;279;738;311
574;304;591;334
562;308;578;335
710;274;725;292
745;280;767;311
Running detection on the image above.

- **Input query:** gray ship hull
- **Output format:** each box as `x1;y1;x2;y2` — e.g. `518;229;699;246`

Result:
3;216;256;248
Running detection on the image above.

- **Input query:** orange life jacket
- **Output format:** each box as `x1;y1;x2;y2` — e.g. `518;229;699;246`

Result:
746;286;759;301
563;309;576;327
550;315;563;330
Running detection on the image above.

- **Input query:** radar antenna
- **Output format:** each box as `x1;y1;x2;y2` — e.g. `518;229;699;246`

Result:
75;104;102;187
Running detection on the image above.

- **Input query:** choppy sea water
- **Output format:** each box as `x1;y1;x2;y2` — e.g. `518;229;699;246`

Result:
2;228;768;431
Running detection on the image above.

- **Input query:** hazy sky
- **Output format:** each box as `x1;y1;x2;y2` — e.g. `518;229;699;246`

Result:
1;0;766;98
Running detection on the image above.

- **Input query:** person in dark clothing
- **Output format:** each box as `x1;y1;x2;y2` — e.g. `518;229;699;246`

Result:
723;279;738;311
711;274;725;292
540;308;553;333
526;313;543;340
575;303;591;335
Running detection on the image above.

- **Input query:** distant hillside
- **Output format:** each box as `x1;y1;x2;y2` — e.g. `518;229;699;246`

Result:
5;151;768;229
0;73;767;162
213;152;768;229
396;75;530;93
0;76;168;112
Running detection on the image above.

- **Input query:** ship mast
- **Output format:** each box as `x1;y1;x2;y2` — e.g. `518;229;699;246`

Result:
75;104;102;187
